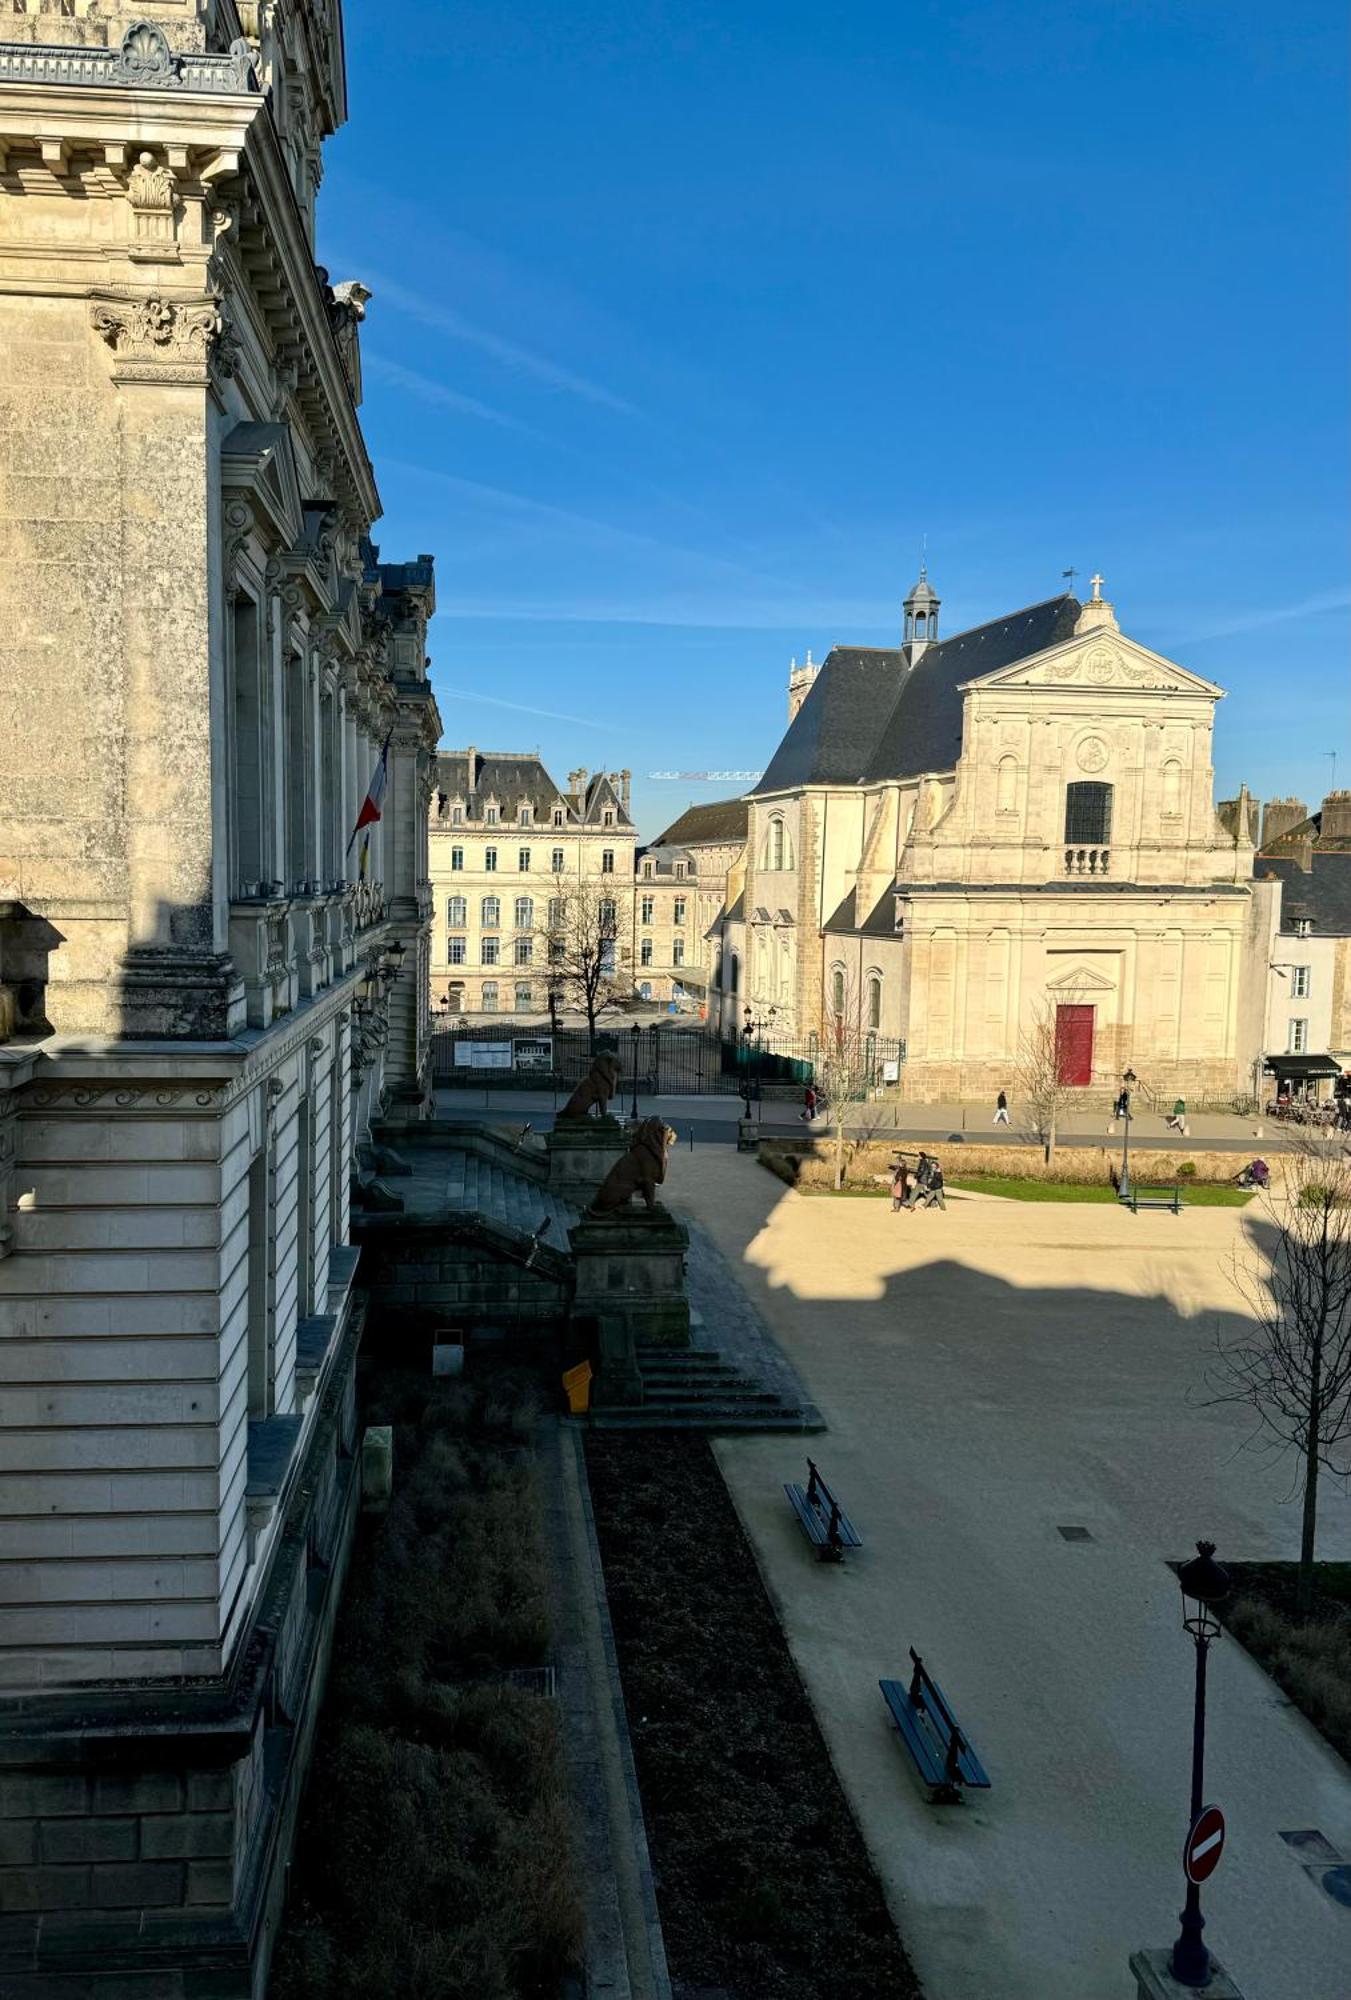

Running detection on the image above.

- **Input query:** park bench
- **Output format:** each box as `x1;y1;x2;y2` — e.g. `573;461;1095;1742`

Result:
1126;1182;1182;1214
784;1458;862;1562
880;1650;991;1804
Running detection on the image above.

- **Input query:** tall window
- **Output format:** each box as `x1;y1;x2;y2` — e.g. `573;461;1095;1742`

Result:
996;756;1017;815
599;897;616;931
245;1151;274;1417
1289;1018;1309;1053
675;861;686;878
447;895;466;925
730;954;740;995
295;1101;314;1317
485;805;498;825
229;593;267;892
553;808;564;826
484;847;498;872
673;938;685;966
640;938;653;966
830;966;845;1018
481;895;500;926
602;849;615;874
448;937;466;964
451;845;464;872
514;895;534;928
482;981;498;1012
551;847;565;873
867;974;882;1031
641;896;654;925
643;860;652;878
515;937;533;966
548;897;566;928
515;982;533;1011
604;809;614;827
1291;965;1311;998
674;897;686;925
520;806;532;827
518;847;531;872
764;817;791;870
451;804;463;825
1064;782;1113;846
481;937;500;966
1162;760;1183;818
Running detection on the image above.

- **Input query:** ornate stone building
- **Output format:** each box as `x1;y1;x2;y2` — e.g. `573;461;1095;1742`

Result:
638;799;749;1009
0;5;440;1994
715;569;1270;1100
429;753;636;1017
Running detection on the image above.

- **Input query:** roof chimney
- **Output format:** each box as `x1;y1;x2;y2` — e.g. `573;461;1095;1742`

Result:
619;768;631;809
466;746;478;791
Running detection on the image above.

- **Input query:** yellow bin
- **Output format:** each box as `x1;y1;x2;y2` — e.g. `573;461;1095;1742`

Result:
563;1360;593;1415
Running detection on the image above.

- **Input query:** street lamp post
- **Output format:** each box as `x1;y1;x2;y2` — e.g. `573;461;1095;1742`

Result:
1171;1540;1231;1989
630;1021;640;1122
1119;1066;1138;1202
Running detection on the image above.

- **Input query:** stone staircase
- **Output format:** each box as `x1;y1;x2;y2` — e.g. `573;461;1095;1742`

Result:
586;1343;824;1432
442;1151;580;1237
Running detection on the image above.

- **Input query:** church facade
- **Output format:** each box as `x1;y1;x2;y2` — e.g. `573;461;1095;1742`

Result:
733;571;1271;1102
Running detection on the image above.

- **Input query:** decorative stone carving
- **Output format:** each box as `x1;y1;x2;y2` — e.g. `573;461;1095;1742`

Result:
110;23;180;89
90;293;229;384
587;1118;677;1216
558;1052;622;1121
127;151;177;254
1076;736;1110;774
1083;645;1118;684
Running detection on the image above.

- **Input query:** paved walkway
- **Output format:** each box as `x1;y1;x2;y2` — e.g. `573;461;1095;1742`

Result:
663;1152;1351;2000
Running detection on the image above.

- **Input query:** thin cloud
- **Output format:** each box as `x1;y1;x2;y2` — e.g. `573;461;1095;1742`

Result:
435;684;630;734
1172;588;1351;645
366;272;638;417
363;353;555;442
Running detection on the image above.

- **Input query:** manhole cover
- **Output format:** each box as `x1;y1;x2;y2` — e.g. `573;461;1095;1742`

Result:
1057;1525;1094;1542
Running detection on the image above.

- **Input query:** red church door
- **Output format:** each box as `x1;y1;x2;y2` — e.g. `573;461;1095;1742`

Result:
1055;1004;1095;1086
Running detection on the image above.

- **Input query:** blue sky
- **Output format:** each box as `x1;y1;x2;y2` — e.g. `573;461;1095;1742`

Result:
322;1;1349;842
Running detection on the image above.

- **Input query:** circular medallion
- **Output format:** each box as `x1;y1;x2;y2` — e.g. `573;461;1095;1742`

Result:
1084;648;1116;685
1076;736;1109;774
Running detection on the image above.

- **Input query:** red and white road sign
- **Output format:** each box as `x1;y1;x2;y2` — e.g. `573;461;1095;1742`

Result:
1185;1804;1226;1885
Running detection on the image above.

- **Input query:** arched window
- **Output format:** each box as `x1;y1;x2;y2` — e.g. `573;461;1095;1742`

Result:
447;895;466;925
867;974;882;1031
1064;782;1113;847
514;895;533;928
996;755;1018;814
599;897;616;932
730;953;740;995
481;895;500;927
764;816;788;870
830;965;845;1018
1162;760;1183;817
715;949;725;989
777;933;791;1001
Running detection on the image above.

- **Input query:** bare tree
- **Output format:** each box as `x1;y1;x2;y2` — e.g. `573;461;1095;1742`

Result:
1208;1147;1351;1613
816;967;875;1190
540;882;632;1048
1014;994;1081;1163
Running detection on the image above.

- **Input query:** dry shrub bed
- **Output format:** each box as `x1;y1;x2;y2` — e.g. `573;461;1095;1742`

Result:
1219;1563;1351;1767
761;1138;1253;1191
586;1433;921;2000
271;1367;583;2000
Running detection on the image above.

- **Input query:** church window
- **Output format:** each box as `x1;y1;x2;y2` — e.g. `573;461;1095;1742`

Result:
830;966;846;1018
764;817;788;870
481;896;500;926
867;974;883;1031
1064;782;1113;847
1162;760;1183;818
730;953;740;995
996;755;1018;815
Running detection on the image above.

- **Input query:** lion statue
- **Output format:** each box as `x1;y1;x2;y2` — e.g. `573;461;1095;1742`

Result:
558;1051;622;1121
587;1119;677;1216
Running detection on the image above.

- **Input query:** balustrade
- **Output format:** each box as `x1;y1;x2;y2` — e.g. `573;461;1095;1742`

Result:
1064;846;1110;877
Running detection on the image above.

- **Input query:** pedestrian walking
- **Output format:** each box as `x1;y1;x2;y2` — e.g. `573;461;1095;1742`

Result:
799;1083;818;1124
993;1088;1010;1126
1165;1095;1188;1136
890;1159;910;1211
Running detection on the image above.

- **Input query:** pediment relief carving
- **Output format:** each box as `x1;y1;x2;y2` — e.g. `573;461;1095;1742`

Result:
971;634;1219;698
1045;962;1118;992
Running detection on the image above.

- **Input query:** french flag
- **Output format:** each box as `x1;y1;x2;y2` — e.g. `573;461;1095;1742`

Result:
348;732;391;853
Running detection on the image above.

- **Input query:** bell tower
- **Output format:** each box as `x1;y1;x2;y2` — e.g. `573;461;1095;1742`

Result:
903;564;940;662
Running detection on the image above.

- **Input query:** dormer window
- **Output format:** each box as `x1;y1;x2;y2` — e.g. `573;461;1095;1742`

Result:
520;806;532;826
1295;917;1313;938
485;805;498;825
604;809;614;827
451;805;463;825
553;808;564;827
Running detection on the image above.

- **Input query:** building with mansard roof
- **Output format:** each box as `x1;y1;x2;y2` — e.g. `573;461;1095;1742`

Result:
428;752;637;1018
0;5;441;1993
708;568;1274;1101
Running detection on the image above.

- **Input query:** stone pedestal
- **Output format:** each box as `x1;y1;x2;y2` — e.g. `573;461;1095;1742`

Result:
547;1114;629;1195
570;1205;691;1405
1130;1948;1246;1999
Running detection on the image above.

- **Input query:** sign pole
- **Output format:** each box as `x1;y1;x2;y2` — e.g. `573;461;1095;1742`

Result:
1172;1631;1213;1985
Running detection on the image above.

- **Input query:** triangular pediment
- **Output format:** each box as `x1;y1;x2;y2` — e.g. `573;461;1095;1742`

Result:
1045;961;1118;992
220;422;305;552
961;630;1222;698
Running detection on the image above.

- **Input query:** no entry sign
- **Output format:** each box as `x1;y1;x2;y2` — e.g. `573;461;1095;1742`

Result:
1185;1804;1226;1885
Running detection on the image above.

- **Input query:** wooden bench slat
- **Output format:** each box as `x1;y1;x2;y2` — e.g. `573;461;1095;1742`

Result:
880;1676;991;1798
784;1481;862;1555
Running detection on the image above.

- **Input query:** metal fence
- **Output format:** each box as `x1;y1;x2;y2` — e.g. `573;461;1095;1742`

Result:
430;1023;906;1097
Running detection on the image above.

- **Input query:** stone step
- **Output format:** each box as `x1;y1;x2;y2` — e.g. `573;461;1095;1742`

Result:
585;1403;826;1434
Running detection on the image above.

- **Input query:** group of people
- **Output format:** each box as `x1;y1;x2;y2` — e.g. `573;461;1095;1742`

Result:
890;1151;946;1212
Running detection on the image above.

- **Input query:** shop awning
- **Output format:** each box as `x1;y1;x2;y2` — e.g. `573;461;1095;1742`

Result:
1263;1053;1344;1079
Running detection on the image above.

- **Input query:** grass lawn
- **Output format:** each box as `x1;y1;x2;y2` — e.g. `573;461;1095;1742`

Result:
792;1177;1252;1205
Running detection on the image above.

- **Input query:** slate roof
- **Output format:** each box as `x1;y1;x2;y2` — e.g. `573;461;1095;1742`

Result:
651;797;750;848
1257;854;1351;936
435;754;633;828
750;594;1082;797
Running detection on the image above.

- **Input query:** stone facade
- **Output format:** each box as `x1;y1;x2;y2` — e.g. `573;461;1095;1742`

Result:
0;4;440;1994
710;573;1271;1101
429;752;636;1018
638;798;748;1010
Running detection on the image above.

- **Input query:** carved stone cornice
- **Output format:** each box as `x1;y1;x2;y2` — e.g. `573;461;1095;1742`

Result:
0;23;258;96
90;289;238;385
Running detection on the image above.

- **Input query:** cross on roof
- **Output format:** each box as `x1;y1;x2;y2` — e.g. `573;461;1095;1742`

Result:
1090;572;1105;602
